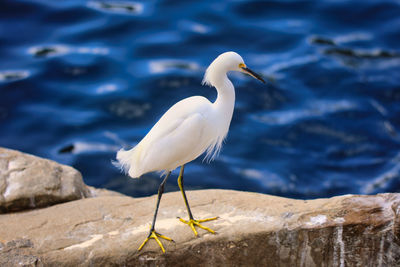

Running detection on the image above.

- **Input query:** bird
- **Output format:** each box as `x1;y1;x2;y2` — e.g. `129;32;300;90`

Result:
115;51;265;253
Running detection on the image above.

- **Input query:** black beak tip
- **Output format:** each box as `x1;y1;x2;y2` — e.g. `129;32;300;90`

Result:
242;66;266;84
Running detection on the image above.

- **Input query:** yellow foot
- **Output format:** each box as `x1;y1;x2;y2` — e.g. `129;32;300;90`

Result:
138;230;174;253
177;216;218;236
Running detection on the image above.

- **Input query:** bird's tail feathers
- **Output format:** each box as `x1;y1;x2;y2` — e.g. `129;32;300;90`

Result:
114;148;140;178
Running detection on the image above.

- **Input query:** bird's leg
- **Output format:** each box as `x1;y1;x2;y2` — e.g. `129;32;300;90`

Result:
138;171;174;253
177;165;218;236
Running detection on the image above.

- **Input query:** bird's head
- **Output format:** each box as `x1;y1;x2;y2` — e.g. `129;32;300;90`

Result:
203;51;265;87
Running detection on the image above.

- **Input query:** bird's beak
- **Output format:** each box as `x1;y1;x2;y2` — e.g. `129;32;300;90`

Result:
240;66;266;83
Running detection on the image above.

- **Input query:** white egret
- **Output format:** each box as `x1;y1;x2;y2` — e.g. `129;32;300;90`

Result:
115;51;265;253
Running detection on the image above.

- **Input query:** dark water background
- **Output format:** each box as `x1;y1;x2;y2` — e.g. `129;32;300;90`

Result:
1;0;400;199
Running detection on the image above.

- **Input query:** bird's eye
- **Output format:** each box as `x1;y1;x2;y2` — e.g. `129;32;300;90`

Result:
238;63;246;69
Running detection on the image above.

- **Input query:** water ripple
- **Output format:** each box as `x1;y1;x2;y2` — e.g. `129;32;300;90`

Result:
28;44;109;57
252;99;357;126
0;70;30;82
149;60;200;74
87;1;144;15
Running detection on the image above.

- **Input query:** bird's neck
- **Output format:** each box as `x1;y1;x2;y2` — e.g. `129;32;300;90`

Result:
213;74;235;120
203;63;235;119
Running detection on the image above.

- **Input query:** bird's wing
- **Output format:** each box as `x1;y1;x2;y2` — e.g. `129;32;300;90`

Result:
128;96;214;175
140;96;210;145
138;113;211;174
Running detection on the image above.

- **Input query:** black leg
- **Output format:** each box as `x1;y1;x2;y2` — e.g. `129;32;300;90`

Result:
150;171;171;233
138;172;174;253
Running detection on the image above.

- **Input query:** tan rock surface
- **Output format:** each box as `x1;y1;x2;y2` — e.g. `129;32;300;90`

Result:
87;185;125;197
0;147;91;213
0;189;399;266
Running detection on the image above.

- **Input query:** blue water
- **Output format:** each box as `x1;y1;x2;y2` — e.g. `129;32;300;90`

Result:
1;0;400;199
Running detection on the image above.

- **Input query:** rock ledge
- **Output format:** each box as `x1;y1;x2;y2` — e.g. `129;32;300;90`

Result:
0;147;91;213
0;189;399;266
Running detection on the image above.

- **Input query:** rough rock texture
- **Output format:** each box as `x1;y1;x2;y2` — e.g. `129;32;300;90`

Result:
0;147;91;213
87;185;125;198
0;189;399;266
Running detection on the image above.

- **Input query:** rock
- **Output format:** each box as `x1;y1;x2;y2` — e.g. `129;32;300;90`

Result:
0;238;43;267
0;147;91;213
0;189;399;266
87;185;125;197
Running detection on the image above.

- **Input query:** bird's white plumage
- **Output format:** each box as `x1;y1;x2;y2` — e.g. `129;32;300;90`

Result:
116;52;247;178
